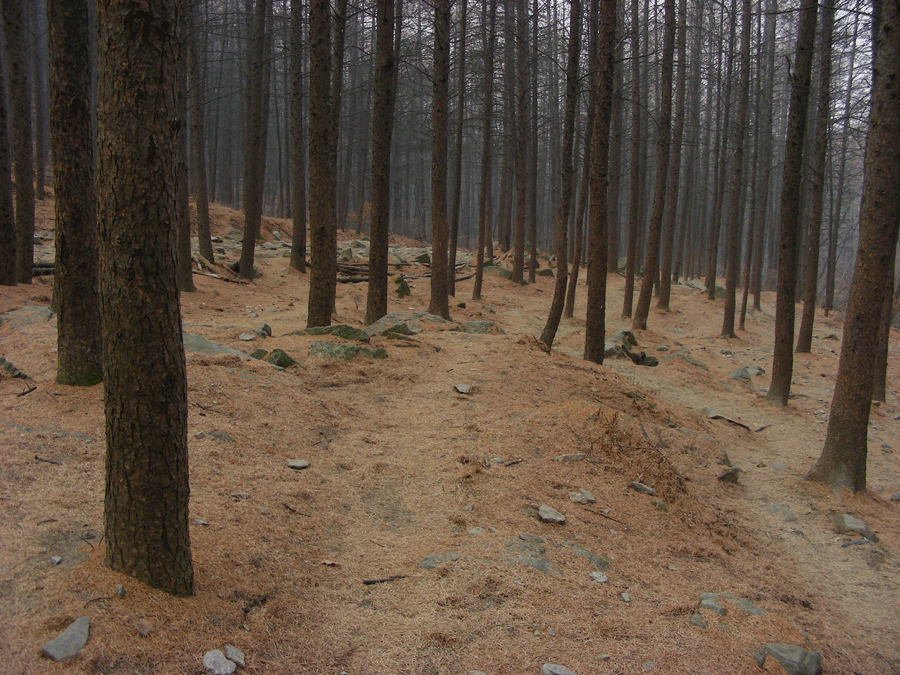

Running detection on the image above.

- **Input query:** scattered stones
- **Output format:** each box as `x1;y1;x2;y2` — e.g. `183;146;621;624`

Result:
203;649;237;675
589;571;608;583
542;665;578;675
717;467;743;484
454;383;472;395
263;349;296;367
759;643;822;675
568;489;595;504
630;482;655;496
554;453;586;462
287;459;310;470
538;505;566;524
833;514;877;542
209;430;234;443
224;645;246;668
41;616;90;662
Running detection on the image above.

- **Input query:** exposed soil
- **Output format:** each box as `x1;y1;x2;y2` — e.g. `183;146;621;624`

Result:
1;197;898;675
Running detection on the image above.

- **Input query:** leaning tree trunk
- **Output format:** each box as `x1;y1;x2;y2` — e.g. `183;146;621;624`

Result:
766;0;818;407
49;0;102;386
806;0;899;492
97;0;194;597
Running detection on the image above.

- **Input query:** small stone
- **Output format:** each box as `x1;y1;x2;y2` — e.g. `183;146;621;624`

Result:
541;665;579;675
833;514;877;541
49;556;62;565
224;645;245;668
272;231;281;240
238;333;256;341
41;616;90;661
468;527;486;535
229;492;251;501
193;518;209;526
690;611;708;628
717;467;743;484
569;489;595;504
454;383;472;394
209;430;234;443
589;572;608;583
554;453;587;462
463;503;474;511
630;482;655;496
195;431;207;439
287;459;310;470
203;649;236;675
115;584;125;599
538;505;566;524
621;592;631;603
518;533;544;543
699;592;726;616
891;493;900;502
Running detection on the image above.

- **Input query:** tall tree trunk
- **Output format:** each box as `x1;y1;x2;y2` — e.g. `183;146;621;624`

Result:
48;0;102;386
3;0;35;284
584;0;617;363
632;0;675;331
0;42;15;286
239;0;270;280
307;0;337;326
289;0;308;272
527;0;538;283
766;0;818;406
365;0;398;323
720;0;751;337
175;23;195;293
97;0;193;597
187;0;212;263
621;0;641;317
656;0;687;310
33;3;46;201
795;1;834;352
428;0;451;319
540;0;581;348
448;0;468;297
511;0;528;284
806;0;899;492
472;0;497;302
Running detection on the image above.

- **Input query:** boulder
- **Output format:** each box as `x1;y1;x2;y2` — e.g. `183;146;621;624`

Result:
759;643;821;675
264;349;296;367
309;341;387;360
41;617;90;662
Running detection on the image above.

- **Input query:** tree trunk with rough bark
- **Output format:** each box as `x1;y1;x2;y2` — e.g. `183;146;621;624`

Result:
428;0;451;320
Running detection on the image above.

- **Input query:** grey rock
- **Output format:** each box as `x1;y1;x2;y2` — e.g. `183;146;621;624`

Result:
258;324;272;337
263;349;296;367
747;365;765;376
761;643;821;675
651;498;669;512
643;662;656;671
621;592;631;603
238;333;256;341
287;459;310;470
554;453;586;462
183;332;249;358
699;592;726;616
459;321;500;334
589;572;608;583
418;552;459;570
604;341;628;360
304;324;371;342
454;383;472;395
609;328;638;346
630;482;655;496
224;645;245;668
569;489;595;504
394;277;411;298
229;492;251;501
415;252;431;265
891;492;900;502
50;556;62;565
518;533;544;544
0;306;54;329
833;514;877;541
504;539;558;576
209;430;234;443
538;505;566;524
468;527;486;535
730;596;767;616
542;665;578;675
483;264;512;279
567;544;609;571
41;616;89;661
116;584;126;599
309;340;387;360
203;649;237;675
823;334;839;341
248;349;268;360
272;231;281;241
193;518;209;526
717;467;743;483
729;366;752;383
690;611;708;628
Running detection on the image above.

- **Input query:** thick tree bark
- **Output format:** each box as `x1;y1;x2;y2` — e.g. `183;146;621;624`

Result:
33;4;46;202
472;0;497;302
187;0;213;263
289;0;308;272
97;0;193;597
448;0;467;297
365;0;398;323
511;0;528;285
540;0;581;348
239;0;270;281
307;0;337;326
795;1;834;352
584;0;617;363
632;0;675;331
766;0;818;406
621;0;641;318
175;28;195;293
428;0;451;320
48;0;102;386
807;0;899;491
2;0;35;284
720;0;752;338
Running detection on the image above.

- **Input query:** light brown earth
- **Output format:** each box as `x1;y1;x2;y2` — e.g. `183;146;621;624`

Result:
0;196;898;675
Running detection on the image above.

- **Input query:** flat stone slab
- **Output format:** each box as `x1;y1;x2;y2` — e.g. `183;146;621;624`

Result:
1;306;54;329
833;514;877;541
760;643;822;675
42;616;89;661
183;332;248;358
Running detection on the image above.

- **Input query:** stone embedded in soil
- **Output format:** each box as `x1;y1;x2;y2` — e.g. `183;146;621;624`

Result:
238;333;256;341
209;430;234;443
759;643;822;675
116;584;125;599
590;572;608;583
833;514;877;542
41;616;89;661
418;552;460;570
248;349;268;360
303;324;371;342
263;349;296;367
569;488;595;504
566;544;609;571
229;492;251;501
468;527;486;535
630;482;656;496
717;467;743;483
203;649;237;675
538;505;566;524
454;383;472;394
541;665;579;675
287;459;310;470
49;556;62;565
309;340;387;360
621;592;631;603
729;366;752;383
224;645;245;668
699;593;726;616
459;321;500;334
519;533;544;544
554;453;586;462
690;611;708;628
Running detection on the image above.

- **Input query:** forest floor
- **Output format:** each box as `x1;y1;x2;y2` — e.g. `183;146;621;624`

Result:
1;197;899;675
